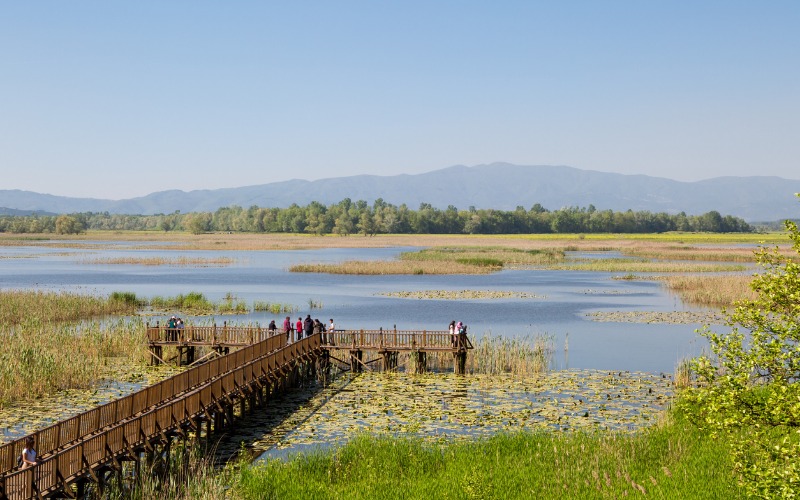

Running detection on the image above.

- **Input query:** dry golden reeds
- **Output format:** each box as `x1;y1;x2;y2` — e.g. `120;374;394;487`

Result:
84;256;234;266
290;260;496;275
662;274;756;307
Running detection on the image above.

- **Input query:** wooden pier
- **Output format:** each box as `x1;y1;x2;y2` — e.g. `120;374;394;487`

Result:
1;326;472;499
146;324;473;374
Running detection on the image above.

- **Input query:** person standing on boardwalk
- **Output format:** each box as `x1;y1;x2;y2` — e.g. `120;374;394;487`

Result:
20;436;37;469
296;317;303;340
268;320;277;336
167;316;177;341
283;316;292;343
327;318;336;344
449;320;456;346
304;314;313;338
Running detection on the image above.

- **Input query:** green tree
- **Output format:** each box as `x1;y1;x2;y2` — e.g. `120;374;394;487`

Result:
55;215;84;234
681;197;800;496
185;212;212;234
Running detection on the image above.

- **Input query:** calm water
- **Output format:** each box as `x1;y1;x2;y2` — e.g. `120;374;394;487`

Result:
0;243;713;373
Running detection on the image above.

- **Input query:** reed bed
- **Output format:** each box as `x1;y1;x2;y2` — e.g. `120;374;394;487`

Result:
468;334;554;376
290;260;495;275
84;256;234;266
620;244;797;263
662;274;757;308
252;301;298;314
549;260;747;273
0;318;149;408
103;443;228;500
149;292;216;313
0;290;137;326
291;247;566;275
3;230;785;251
400;247;565;266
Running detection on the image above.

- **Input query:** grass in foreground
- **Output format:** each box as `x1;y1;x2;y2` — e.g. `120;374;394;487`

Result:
232;416;741;499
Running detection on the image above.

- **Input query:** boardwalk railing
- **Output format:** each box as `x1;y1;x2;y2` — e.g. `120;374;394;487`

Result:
0;334;321;499
146;324;274;346
325;329;473;351
1;326;472;498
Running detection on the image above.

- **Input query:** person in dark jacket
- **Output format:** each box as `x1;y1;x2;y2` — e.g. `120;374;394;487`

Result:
304;315;314;337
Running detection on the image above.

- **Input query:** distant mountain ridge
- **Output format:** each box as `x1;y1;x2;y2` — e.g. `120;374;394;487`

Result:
1;163;798;222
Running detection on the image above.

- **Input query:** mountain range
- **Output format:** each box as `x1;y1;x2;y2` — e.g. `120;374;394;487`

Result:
2;163;798;222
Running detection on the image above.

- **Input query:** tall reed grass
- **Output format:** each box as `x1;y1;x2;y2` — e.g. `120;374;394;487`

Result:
252;301;298;314
83;256;234;266
550;260;747;273
0;290;137;326
148;292;215;313
103;443;229;500
290;260;495;275
469;333;554;376
0;318;149;408
662;274;756;307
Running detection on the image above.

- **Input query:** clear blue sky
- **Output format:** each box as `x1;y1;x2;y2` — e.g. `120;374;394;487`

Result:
1;1;798;199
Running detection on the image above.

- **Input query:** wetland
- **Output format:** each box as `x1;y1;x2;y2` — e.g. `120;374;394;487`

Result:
0;231;780;496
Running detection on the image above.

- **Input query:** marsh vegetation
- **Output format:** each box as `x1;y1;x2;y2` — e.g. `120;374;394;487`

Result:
3;228;796;495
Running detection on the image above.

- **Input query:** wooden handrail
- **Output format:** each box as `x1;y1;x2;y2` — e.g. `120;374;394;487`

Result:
1;334;321;499
0;332;287;478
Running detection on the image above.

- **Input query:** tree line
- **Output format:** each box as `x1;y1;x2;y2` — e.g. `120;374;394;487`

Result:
0;199;753;235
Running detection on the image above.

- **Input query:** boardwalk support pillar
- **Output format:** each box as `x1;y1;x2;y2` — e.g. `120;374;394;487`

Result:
454;351;467;375
350;350;363;373
414;351;427;374
382;351;398;371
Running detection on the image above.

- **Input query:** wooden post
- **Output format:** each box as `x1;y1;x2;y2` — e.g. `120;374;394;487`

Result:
350;350;363;373
415;351;427;373
454;351;467;375
383;351;398;371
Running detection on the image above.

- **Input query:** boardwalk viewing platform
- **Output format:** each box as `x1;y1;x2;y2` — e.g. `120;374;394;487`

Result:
2;326;472;500
147;324;473;372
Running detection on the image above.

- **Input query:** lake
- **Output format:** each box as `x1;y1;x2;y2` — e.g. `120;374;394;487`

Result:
0;242;715;374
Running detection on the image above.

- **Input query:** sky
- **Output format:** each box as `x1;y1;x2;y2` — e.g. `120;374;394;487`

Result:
1;1;798;200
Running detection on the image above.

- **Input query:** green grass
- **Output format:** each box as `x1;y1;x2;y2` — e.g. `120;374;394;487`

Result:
231;415;742;499
252;301;298;314
149;291;215;313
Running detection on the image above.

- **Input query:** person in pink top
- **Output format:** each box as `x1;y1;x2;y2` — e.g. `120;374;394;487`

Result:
283;316;292;344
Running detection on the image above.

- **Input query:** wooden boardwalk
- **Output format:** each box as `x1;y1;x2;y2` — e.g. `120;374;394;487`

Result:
1;326;472;499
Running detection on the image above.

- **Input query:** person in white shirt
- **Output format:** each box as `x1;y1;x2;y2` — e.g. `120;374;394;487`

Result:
21;436;37;469
327;319;336;344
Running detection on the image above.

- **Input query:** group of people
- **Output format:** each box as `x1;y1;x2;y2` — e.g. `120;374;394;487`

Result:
449;320;468;346
166;315;184;341
278;315;336;343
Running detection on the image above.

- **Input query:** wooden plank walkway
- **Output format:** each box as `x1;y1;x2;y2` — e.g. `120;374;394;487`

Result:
0;333;321;499
1;326;473;499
